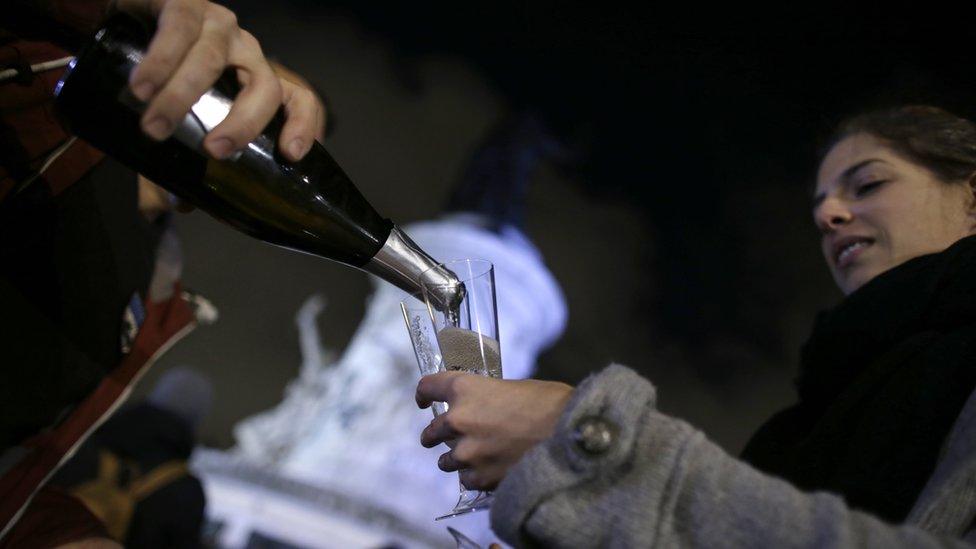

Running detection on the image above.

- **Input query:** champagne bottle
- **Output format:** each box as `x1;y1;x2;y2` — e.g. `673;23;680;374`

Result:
54;14;462;312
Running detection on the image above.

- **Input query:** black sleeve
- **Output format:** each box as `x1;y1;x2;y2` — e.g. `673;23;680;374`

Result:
0;275;106;449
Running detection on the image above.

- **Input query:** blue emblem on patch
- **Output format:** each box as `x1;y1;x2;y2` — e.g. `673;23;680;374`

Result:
120;292;146;354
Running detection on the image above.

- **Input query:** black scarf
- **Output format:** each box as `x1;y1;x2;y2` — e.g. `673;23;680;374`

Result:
741;234;976;523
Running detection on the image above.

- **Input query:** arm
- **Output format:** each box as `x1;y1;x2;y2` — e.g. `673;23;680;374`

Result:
418;366;976;548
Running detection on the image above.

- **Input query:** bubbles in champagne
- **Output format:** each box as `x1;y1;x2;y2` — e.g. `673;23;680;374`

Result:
436;327;502;379
407;314;439;376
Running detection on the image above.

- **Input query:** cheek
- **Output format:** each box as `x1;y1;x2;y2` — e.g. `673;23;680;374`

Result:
880;196;965;255
859;193;917;239
914;194;968;238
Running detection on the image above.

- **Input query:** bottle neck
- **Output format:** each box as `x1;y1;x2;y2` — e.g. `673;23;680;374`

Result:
363;225;463;312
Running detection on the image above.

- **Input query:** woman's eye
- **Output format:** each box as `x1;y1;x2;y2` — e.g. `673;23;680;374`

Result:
855;180;885;197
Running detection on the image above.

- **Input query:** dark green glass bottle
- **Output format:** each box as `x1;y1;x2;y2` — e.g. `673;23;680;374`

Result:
55;14;462;311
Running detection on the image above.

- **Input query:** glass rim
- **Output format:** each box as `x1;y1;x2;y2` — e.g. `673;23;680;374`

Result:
418;258;493;288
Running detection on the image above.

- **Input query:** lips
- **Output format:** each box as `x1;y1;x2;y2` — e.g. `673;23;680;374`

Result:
832;236;874;269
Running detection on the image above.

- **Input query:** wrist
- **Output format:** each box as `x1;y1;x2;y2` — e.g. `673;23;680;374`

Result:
542;382;574;439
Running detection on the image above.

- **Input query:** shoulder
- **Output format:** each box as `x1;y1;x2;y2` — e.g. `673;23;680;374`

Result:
909;385;976;535
939;386;976;467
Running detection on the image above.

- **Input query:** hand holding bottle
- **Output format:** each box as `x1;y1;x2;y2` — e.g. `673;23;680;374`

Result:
57;14;459;303
114;0;325;161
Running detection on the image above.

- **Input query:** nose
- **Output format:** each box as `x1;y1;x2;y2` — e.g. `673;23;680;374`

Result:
814;197;852;233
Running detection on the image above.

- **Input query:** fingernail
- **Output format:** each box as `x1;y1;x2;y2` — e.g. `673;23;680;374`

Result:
288;138;306;159
131;81;155;102
208;138;235;160
143;117;172;140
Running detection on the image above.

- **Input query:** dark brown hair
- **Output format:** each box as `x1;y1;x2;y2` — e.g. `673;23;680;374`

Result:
824;105;976;185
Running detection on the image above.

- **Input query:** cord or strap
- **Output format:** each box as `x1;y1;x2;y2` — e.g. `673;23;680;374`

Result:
0;55;80;198
0;55;74;85
10;135;78;196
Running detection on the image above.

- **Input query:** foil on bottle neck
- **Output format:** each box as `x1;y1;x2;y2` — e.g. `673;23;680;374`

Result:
363;226;464;313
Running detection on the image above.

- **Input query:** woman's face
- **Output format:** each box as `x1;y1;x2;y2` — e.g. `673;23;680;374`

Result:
814;133;976;295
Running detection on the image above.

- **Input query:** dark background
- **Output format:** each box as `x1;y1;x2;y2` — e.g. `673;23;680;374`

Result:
144;3;976;452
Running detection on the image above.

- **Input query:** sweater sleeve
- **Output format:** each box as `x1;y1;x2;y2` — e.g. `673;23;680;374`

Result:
490;364;976;548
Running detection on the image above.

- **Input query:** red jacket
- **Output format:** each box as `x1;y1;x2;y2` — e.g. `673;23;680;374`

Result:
1;4;198;540
1;1;107;201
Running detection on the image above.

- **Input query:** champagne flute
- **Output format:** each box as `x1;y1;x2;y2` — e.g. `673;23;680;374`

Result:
404;259;501;520
400;300;494;520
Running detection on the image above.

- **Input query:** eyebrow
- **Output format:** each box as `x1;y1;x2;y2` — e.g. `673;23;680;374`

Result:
811;158;888;209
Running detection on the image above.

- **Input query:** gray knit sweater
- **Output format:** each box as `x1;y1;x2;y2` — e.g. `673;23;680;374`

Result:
491;365;976;547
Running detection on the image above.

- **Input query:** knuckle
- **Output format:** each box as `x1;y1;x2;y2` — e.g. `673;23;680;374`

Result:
452;443;475;464
197;41;229;66
166;3;204;35
249;71;282;102
443;412;470;435
211;4;238;28
442;413;458;432
173;71;211;101
143;50;180;77
446;372;462;392
239;30;262;53
291;87;313;109
166;1;194;21
226;10;239;29
148;90;187;120
278;78;297;103
454;373;476;393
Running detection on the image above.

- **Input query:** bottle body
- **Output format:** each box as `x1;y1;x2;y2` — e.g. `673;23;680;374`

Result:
54;15;389;267
54;15;463;310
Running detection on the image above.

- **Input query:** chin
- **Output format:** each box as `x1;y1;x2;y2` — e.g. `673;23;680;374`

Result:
839;266;885;295
842;281;862;296
836;267;880;296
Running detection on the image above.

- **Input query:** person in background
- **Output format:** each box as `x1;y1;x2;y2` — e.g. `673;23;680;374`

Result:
0;1;326;545
53;368;214;549
417;105;976;547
